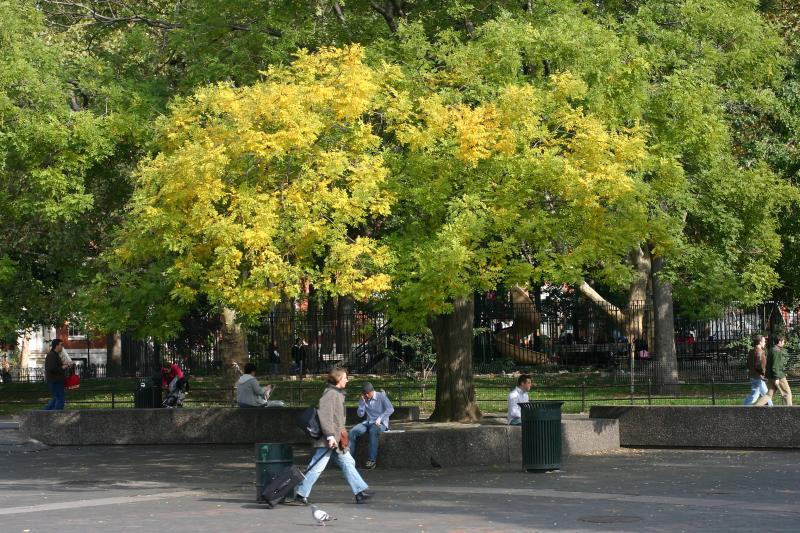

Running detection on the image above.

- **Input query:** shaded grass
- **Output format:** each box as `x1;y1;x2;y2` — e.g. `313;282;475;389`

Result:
0;373;768;416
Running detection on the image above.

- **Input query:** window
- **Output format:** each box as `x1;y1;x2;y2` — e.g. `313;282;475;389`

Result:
67;323;86;340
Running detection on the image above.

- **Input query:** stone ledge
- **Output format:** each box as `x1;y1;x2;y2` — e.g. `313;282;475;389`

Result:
589;405;800;448
17;407;420;446
353;415;620;468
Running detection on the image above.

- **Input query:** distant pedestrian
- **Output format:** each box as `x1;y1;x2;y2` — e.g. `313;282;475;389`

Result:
755;335;793;406
1;351;11;384
508;374;532;425
293;367;372;505
269;341;281;375
743;335;771;406
43;339;67;410
291;338;307;375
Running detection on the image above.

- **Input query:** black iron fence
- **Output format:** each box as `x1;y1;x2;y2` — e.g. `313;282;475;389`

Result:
2;364;109;384
475;298;800;378
13;298;799;382
2;379;795;414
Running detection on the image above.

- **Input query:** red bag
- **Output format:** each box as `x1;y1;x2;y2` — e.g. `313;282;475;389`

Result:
65;373;80;390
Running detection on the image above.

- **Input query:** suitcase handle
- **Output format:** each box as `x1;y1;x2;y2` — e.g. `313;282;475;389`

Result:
305;447;334;473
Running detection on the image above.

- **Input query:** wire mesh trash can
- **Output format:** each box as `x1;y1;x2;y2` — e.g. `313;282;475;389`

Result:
520;401;563;471
255;443;293;502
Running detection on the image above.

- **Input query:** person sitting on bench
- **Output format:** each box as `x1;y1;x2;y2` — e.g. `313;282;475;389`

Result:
236;363;283;407
348;382;394;469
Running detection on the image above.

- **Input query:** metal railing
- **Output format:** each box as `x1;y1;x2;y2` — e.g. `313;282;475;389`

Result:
3;379;794;414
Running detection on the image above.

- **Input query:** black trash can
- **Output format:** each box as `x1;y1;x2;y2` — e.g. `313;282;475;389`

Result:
255;443;293;502
520;401;563;471
134;378;162;408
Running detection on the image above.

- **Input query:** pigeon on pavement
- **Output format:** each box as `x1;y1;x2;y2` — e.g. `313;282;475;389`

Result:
311;505;335;526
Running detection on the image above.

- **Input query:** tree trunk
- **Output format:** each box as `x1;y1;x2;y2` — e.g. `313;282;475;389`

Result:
18;330;31;369
219;307;248;386
106;331;122;377
307;286;320;373
626;246;651;343
321;296;335;356
651;255;679;393
428;295;482;422
275;297;294;372
578;245;651;341
336;296;353;360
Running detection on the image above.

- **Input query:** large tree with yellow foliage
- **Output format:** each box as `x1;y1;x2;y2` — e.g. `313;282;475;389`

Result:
91;46;394;369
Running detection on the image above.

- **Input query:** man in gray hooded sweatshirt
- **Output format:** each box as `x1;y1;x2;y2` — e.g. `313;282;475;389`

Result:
236;363;284;407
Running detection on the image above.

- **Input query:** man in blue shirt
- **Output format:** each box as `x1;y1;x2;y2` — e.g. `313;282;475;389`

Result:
348;382;394;469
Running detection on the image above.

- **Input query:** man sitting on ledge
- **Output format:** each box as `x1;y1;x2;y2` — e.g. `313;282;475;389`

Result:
508;374;532;425
349;382;394;469
236;363;284;408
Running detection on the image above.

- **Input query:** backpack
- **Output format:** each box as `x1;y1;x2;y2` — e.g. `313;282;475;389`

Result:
295;406;321;439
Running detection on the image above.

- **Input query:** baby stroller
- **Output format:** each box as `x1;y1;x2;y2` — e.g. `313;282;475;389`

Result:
163;376;189;408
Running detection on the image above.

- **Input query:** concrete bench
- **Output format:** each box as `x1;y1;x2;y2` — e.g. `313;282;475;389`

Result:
18;409;620;469
352;415;620;468
590;405;800;448
17;407;420;446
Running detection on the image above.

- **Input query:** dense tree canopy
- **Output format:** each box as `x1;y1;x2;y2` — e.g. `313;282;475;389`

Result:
0;1;112;333
3;1;800;417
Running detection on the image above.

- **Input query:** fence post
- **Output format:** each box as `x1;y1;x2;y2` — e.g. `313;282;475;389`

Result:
711;378;716;406
580;382;586;413
399;383;403;407
647;379;652;405
111;387;115;409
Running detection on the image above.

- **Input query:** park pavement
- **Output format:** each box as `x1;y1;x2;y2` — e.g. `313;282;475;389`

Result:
1;420;800;532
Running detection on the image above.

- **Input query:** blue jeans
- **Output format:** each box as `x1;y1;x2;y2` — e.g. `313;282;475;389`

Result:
295;447;368;498
44;381;65;410
348;422;386;462
744;378;772;406
509;417;521;426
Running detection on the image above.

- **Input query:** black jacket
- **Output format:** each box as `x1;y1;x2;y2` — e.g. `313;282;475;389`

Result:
44;350;66;383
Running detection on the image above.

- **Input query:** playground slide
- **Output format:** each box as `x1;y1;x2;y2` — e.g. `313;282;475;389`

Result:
494;286;549;365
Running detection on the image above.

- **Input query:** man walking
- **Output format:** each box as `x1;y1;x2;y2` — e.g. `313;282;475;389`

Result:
755;335;793;406
743;335;771;405
348;382;394;469
508;374;532;425
43;339;66;410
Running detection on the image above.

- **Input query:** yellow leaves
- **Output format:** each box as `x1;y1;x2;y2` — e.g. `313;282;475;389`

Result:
391;94;517;166
117;45;396;317
323;237;393;299
549;72;589;102
453;104;510;166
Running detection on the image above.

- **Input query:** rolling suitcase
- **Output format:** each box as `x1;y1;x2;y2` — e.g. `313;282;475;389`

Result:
260;448;332;508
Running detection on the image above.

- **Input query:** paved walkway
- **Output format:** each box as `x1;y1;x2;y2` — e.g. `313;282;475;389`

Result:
1;424;799;532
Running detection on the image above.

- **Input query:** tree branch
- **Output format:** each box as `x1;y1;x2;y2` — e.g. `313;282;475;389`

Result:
39;1;283;36
333;1;346;23
370;1;398;33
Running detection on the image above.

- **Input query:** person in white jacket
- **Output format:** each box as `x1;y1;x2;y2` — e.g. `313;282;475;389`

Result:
236;363;284;407
507;374;532;425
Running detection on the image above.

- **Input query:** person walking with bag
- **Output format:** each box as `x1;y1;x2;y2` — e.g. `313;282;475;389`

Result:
43;339;67;410
755;335;793;406
743;335;771;405
293;367;372;505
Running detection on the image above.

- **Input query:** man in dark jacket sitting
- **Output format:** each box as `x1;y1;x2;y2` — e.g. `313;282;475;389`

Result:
43;339;66;410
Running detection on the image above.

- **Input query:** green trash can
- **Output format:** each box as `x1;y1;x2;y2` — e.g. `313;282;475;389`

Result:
520;401;563;472
255;443;293;502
